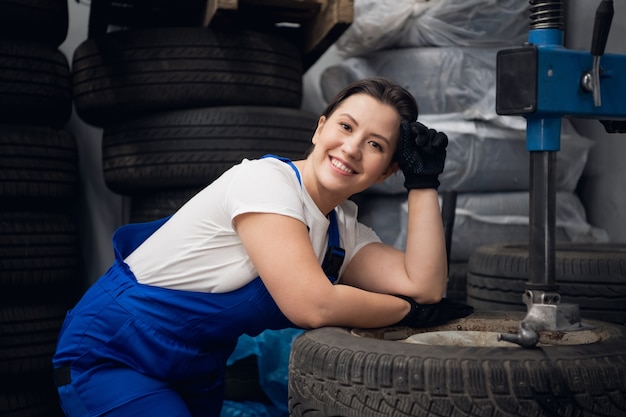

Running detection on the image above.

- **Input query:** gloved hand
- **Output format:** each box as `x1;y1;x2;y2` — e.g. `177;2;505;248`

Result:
397;121;448;190
393;295;474;328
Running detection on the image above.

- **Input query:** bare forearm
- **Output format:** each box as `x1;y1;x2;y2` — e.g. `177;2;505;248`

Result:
404;188;448;302
298;284;410;329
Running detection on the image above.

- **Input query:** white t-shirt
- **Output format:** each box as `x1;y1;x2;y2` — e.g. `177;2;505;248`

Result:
124;157;381;293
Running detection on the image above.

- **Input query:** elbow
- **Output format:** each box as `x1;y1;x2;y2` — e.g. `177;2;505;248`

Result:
409;276;447;304
288;309;330;329
282;299;334;329
416;292;444;305
276;283;338;329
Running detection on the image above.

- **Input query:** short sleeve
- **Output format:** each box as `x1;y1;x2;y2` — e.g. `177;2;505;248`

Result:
224;158;306;225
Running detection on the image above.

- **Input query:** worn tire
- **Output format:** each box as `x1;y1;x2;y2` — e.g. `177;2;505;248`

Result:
0;125;79;205
0;212;82;303
467;243;626;324
0;212;80;416
102;106;316;194
288;311;626;417
72;27;303;126
0;303;67;417
0;41;72;127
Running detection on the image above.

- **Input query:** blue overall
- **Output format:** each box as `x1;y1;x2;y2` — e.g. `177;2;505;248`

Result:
52;156;343;417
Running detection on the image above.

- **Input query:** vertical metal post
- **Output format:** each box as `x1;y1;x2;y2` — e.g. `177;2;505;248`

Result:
528;151;558;291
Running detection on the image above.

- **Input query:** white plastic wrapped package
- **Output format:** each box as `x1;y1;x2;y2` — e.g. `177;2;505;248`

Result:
335;0;529;58
321;47;506;123
367;118;593;194
385;191;609;261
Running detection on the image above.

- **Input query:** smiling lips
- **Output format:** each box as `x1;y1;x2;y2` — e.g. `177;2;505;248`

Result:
330;157;357;175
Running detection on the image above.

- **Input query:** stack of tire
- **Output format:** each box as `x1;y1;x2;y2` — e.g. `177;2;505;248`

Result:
71;26;318;223
467;242;626;324
0;1;80;416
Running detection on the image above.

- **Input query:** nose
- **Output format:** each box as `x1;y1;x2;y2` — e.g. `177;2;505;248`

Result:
341;135;362;160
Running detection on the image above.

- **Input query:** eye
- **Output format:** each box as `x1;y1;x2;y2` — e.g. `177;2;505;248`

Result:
368;140;383;151
340;122;352;132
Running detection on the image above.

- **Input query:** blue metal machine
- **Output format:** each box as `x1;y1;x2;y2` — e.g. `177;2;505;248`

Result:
495;0;625;347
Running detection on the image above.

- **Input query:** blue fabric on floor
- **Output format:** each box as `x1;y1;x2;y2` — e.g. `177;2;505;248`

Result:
221;328;305;417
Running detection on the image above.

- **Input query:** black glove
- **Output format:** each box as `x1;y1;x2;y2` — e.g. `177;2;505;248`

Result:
397;121;448;190
393;295;474;328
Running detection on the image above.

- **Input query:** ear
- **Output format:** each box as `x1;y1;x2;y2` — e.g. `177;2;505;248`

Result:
376;161;399;183
311;115;326;145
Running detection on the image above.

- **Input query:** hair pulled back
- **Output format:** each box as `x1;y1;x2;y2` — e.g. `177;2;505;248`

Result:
321;77;418;124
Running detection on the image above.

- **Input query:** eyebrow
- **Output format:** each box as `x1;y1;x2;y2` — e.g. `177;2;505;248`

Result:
338;113;391;145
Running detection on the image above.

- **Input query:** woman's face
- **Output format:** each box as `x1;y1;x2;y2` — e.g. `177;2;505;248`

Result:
309;93;400;197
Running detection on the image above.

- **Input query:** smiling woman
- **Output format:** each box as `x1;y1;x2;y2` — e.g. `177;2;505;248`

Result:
299;93;402;211
51;77;472;417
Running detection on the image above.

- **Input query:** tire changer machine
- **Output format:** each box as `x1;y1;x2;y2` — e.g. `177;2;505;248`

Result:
493;0;625;347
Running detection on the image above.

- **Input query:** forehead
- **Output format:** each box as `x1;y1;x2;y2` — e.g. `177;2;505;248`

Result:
333;94;401;129
335;93;398;116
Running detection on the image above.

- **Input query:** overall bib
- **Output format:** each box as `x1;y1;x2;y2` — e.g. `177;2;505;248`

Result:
52;156;343;417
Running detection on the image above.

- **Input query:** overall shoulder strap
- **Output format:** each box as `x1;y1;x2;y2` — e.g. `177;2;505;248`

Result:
261;154;345;282
322;210;345;282
261;154;301;186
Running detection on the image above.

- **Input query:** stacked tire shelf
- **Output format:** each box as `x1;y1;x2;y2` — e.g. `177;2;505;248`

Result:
0;1;80;416
72;26;317;222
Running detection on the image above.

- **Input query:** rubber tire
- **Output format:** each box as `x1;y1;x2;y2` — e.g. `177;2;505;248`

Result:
128;188;201;223
0;0;68;47
288;311;626;417
0;125;79;204
467;243;626;324
0;212;82;303
0;41;72;127
102;106;317;194
0;213;80;416
0;386;64;417
0;303;67;417
72;27;303;126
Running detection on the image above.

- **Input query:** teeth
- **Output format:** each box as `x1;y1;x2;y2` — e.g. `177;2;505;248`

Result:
331;158;354;174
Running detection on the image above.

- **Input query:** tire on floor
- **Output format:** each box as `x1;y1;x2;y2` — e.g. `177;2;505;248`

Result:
288;311;626;417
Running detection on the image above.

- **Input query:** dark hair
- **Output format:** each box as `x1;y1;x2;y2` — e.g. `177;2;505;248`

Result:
321;77;418;124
